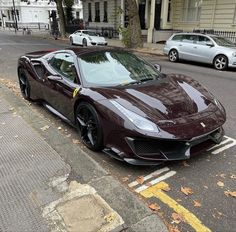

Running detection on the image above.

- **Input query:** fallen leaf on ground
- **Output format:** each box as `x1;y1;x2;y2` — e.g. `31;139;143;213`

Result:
66;134;71;138
204;185;208;189
168;225;181;232
40;125;50;131
121;177;129;182
230;175;236;179
136;176;145;185
219;173;226;178
181;186;193;195
176;199;182;202
148;203;160;211
104;213;115;223
0;136;3;139
193;200;201;207
217;181;224;187
224;191;236;198
161;184;171;192
171;212;185;224
14;135;18;138
72;139;80;144
145;182;152;187
182;161;190;167
58;127;62;130
9;107;14;111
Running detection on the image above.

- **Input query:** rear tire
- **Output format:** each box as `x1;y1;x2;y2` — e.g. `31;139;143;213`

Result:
168;49;179;62
82;38;87;47
213;55;228;70
18;68;31;101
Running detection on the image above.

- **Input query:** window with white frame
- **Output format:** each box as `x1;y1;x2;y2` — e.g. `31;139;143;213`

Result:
183;0;202;22
167;0;172;22
234;5;236;24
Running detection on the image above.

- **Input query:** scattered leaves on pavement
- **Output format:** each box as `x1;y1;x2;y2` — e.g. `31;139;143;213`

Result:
193;200;201;207
121;177;129;182
161;183;171;192
72;139;80;144
230;175;236;180
104;213;115;223
217;181;224;187
181;186;193;195
224;191;236;198
136;176;145;185
171;212;185;224
182;161;190;167
148;203;160;211
40;125;50;131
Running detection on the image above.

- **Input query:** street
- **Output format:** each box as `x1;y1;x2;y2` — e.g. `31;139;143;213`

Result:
0;31;235;232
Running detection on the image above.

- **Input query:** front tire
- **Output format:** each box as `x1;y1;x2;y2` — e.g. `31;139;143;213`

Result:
82;38;87;47
18;68;31;101
168;49;179;62
70;37;74;45
213;55;228;70
76;102;103;151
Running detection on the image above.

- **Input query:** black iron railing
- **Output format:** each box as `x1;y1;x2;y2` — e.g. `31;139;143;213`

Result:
193;29;236;43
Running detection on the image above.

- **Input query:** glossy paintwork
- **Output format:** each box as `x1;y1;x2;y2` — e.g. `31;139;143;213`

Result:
18;47;226;163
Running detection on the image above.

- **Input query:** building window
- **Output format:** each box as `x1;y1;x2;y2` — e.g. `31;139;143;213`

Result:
88;3;92;22
183;0;202;22
95;2;100;22
103;1;108;22
167;0;172;22
234;5;236;24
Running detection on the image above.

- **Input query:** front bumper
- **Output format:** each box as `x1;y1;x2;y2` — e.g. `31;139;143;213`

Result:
90;41;108;46
228;57;236;67
124;127;224;163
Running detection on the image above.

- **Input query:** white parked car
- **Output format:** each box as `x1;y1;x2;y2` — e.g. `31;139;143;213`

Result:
164;33;236;70
69;30;108;47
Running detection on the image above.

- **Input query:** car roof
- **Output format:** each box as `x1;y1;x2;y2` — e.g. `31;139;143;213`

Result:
173;32;219;37
67;47;125;56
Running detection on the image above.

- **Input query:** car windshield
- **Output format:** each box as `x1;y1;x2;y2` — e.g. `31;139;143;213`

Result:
78;51;160;87
211;36;235;47
83;31;97;36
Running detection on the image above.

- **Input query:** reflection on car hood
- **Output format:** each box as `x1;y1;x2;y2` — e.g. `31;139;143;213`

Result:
89;36;106;42
97;74;215;121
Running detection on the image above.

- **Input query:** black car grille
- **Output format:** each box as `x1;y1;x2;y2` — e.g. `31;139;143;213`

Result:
126;127;224;161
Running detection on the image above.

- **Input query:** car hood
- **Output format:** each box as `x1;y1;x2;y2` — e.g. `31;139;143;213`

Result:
89;36;106;42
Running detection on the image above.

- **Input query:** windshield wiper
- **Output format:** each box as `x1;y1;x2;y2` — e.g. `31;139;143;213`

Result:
139;77;154;82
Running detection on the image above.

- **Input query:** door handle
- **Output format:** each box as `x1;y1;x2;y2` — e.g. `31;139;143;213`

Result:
193;46;197;49
179;44;182;47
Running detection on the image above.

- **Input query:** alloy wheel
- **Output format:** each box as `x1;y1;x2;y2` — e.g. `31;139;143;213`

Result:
169;49;178;62
19;70;31;100
76;103;103;151
214;55;228;70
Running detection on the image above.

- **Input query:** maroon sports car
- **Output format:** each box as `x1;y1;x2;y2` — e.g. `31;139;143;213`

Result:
18;47;226;165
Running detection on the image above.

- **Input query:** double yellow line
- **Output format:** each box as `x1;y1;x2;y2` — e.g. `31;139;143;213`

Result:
140;182;211;232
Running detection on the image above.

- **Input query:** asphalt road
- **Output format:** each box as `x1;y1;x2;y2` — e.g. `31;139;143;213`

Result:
0;31;235;232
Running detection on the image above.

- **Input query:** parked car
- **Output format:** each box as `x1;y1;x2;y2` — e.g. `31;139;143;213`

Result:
164;32;236;70
69;30;108;46
18;47;226;165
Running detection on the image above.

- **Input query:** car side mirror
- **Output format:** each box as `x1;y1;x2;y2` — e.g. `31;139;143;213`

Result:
154;64;161;72
47;74;62;81
206;42;214;47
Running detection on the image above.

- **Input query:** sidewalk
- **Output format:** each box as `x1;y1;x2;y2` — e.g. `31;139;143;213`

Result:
0;82;168;231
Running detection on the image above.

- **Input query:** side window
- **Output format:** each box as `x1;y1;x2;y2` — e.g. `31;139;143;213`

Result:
48;53;77;83
197;36;211;45
172;35;183;41
182;34;196;43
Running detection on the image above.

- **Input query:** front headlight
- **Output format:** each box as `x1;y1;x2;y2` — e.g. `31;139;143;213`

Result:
232;52;236;57
110;100;160;132
214;98;225;112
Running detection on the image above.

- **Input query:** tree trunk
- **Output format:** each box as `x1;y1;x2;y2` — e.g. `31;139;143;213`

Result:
126;0;143;48
55;0;66;38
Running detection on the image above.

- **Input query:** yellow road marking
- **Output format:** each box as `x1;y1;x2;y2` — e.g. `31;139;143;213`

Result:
140;182;211;232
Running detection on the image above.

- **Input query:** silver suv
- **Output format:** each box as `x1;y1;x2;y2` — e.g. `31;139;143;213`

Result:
163;33;236;70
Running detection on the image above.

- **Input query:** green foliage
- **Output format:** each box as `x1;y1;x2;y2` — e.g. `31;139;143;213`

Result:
119;26;131;48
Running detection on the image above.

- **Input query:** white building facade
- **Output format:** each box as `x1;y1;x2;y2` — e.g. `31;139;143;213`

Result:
0;0;83;30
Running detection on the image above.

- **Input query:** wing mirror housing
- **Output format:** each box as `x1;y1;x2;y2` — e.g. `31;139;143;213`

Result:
206;42;214;47
47;74;62;81
154;64;161;72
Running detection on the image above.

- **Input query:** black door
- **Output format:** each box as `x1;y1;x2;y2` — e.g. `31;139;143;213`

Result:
154;0;162;30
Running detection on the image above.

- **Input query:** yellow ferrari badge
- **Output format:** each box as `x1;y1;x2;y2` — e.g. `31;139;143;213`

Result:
73;88;80;98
